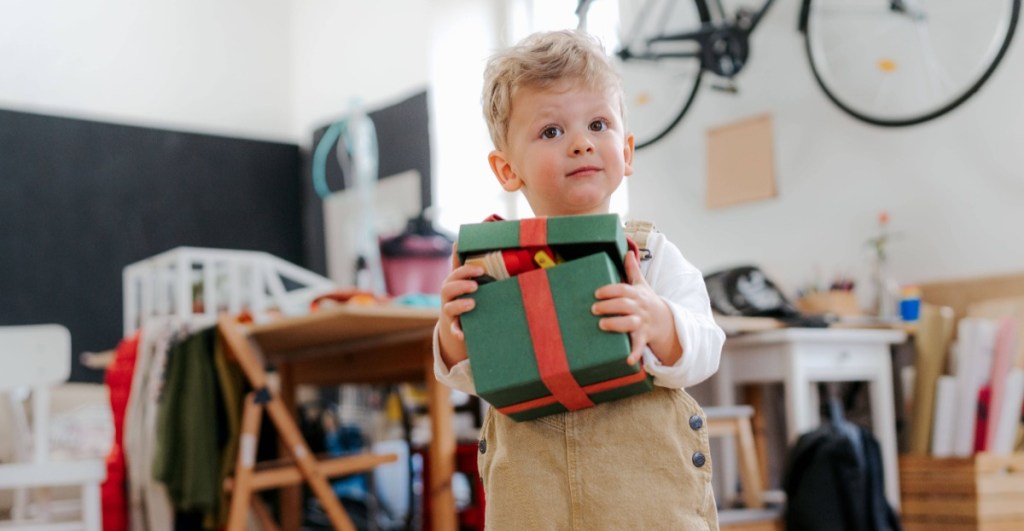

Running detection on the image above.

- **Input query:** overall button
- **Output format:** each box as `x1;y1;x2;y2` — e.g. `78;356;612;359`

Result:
692;451;706;467
479;439;487;454
688;415;704;430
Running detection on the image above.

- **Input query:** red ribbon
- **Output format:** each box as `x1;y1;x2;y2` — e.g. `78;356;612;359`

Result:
519;216;548;247
497;366;647;416
517;266;595;412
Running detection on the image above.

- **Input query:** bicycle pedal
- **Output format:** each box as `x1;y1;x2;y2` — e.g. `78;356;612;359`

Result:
710;82;739;94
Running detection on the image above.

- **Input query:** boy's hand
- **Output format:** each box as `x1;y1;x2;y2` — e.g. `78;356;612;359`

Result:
592;251;681;366
438;243;484;368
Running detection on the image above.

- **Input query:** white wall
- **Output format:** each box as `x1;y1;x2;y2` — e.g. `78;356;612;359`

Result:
629;1;1024;302
0;0;432;143
288;0;432;140
0;0;293;142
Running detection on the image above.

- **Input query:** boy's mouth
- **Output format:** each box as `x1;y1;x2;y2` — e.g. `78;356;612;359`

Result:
567;166;601;177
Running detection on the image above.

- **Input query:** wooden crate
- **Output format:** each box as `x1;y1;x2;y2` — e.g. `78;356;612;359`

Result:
900;453;1024;530
719;508;782;531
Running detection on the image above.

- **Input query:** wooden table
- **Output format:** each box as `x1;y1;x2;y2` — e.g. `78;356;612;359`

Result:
238;304;455;530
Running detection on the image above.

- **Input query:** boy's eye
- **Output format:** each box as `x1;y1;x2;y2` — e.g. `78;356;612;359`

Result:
589;120;608;132
541;126;562;139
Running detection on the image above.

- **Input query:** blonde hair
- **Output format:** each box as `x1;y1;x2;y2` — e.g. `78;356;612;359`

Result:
482;29;624;151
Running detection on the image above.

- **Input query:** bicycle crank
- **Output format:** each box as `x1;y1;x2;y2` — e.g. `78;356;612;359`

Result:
700;26;750;78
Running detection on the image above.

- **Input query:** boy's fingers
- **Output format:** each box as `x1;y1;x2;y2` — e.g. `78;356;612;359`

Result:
598;314;641;333
625;251;644;285
443;297;474;314
627;333;644;365
594;282;633;300
441;267;484;298
449;319;464;340
450;242;460;269
440;279;478;303
592;298;637;317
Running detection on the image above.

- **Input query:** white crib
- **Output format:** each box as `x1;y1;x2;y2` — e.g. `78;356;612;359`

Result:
122;246;336;335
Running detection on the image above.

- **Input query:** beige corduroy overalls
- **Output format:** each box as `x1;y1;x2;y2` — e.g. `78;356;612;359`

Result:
477;386;718;530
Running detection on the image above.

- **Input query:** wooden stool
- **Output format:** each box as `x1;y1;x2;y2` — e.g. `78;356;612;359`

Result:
705;405;765;510
218;316;398;531
706;405;782;531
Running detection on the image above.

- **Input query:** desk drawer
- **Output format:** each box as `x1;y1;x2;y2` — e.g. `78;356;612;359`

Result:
794;343;887;376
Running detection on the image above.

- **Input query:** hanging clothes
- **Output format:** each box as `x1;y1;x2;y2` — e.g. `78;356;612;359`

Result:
124;318;179;531
152;326;246;530
102;331;140;531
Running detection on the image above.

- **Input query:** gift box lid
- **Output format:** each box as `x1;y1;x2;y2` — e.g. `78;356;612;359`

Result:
457;213;628;278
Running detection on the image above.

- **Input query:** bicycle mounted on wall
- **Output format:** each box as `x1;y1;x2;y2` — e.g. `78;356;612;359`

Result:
577;0;1021;148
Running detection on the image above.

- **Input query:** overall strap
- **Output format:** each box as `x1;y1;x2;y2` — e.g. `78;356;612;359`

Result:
623;219;655;261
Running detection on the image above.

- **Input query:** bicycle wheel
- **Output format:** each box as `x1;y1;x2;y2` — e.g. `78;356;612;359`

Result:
804;0;1020;126
615;0;711;148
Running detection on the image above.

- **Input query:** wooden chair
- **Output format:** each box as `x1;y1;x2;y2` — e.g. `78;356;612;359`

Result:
217;316;397;531
0;324;105;531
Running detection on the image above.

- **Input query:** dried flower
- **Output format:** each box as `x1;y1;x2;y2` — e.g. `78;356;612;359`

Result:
867;210;894;262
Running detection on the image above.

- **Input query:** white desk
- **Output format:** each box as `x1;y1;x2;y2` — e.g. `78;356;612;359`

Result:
714;327;907;509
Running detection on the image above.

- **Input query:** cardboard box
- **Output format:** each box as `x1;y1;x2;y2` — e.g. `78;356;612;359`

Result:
458;214;652;421
795;291;861;316
900;453;1024;530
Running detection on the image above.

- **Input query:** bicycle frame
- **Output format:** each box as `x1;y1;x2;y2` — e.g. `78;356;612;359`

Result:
620;0;780;77
623;0;922;78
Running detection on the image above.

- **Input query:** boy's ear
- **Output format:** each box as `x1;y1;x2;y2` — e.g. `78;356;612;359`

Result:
489;150;523;191
623;133;636;177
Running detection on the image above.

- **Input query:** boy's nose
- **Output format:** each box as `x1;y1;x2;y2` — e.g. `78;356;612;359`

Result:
570;135;595;155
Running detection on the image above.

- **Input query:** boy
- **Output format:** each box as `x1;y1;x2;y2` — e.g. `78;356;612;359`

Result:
435;30;725;529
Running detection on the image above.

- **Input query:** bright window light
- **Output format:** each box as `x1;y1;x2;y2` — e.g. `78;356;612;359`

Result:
432;0;628;233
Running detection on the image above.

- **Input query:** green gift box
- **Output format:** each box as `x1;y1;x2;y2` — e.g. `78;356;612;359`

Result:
458;214;653;421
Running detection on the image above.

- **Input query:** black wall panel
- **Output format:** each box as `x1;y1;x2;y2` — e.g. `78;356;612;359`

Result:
0;108;303;381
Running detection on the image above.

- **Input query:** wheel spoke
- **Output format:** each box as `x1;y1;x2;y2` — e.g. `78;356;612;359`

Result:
810;17;904;69
913;21;956;103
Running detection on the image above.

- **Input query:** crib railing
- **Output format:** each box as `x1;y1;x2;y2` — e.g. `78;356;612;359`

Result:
123;247;336;335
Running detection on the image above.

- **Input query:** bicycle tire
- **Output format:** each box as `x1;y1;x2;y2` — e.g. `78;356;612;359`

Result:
615;0;711;148
803;0;1020;127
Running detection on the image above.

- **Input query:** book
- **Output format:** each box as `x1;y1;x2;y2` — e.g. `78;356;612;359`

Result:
992;368;1024;454
931;375;957;457
952;318;997;457
910;304;955;454
985;318;1018;450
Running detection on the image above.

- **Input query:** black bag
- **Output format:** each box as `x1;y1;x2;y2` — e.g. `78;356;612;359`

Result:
782;400;901;531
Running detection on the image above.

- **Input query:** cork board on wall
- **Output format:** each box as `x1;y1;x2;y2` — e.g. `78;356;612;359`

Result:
706;113;776;209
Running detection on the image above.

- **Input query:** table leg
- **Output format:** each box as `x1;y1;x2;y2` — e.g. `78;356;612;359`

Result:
868;357;901;510
425;355;457;530
784;365;815;443
277;362;302;531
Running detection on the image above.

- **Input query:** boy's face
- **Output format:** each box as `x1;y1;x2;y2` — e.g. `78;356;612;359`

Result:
488;81;634;217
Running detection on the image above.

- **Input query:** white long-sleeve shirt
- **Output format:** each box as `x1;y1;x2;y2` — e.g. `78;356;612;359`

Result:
433;230;724;395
